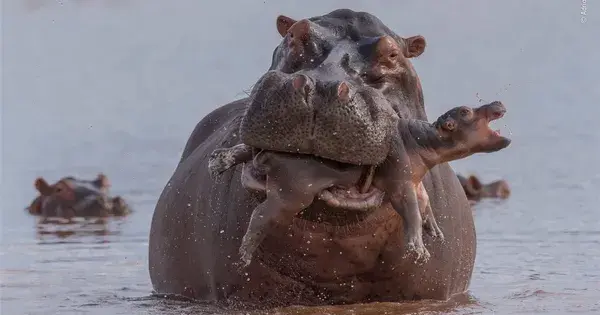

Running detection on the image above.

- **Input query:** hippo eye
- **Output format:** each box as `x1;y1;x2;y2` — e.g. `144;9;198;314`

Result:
360;72;385;84
460;108;471;117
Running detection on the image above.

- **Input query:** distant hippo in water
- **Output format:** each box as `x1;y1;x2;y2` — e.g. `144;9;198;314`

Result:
457;174;511;204
27;173;131;219
149;9;509;307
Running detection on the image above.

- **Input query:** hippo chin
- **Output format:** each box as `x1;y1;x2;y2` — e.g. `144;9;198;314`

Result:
149;9;476;307
27;173;131;219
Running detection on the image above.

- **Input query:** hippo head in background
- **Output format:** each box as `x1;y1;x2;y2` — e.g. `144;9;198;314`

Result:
457;174;511;204
27;173;131;219
239;11;427;165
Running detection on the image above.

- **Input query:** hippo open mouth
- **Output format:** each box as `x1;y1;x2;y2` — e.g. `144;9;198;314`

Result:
317;184;384;211
240;159;385;211
486;102;506;138
478;101;511;152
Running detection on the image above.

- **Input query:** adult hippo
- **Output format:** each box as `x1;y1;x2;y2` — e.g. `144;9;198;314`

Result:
149;9;476;307
27;173;131;219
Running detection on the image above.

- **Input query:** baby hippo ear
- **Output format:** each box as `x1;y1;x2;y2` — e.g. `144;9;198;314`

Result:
442;118;457;132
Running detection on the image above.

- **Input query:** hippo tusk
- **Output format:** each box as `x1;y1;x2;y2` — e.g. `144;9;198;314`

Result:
318;187;384;211
360;165;375;194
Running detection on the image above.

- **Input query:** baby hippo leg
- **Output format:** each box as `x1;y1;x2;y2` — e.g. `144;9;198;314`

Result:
238;174;320;268
387;182;430;263
416;182;444;240
208;143;253;178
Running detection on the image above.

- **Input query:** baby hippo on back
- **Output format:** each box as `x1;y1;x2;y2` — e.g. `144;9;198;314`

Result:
209;101;511;268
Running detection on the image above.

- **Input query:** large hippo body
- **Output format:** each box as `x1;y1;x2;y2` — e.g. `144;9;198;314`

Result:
149;9;475;307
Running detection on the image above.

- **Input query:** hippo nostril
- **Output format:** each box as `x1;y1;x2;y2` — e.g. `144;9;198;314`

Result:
337;81;351;102
292;74;309;91
292;74;312;100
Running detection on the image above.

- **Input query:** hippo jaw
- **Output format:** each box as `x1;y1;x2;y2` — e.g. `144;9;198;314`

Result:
241;161;385;211
240;69;399;166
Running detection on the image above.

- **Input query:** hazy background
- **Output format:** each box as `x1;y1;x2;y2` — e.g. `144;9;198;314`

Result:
2;1;599;314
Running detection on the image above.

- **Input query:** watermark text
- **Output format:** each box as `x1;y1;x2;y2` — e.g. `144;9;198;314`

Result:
581;0;588;23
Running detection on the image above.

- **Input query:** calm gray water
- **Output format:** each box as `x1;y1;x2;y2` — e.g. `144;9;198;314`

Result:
2;1;599;314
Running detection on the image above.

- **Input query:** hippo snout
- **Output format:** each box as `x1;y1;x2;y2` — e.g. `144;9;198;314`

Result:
480;101;506;120
240;70;399;165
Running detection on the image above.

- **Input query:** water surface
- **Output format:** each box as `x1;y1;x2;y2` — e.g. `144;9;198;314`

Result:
2;1;599;314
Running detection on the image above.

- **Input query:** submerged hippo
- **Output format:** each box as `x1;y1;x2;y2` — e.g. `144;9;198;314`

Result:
27;173;131;219
149;9;495;307
209;102;511;268
458;174;511;204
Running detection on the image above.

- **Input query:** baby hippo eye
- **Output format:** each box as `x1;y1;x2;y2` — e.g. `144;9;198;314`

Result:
459;107;472;118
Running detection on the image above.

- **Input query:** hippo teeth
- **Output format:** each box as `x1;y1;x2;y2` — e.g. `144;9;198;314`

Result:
493;130;501;136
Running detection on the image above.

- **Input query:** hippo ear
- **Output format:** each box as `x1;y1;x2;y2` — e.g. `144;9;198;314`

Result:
54;181;75;201
404;35;426;58
276;15;297;37
467;175;483;190
442;118;456;132
94;173;110;190
34;177;53;196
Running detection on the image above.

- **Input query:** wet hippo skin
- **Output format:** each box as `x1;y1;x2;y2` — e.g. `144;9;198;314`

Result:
149;9;476;308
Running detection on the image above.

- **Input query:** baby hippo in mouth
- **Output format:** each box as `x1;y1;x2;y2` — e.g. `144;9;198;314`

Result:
209;101;511;268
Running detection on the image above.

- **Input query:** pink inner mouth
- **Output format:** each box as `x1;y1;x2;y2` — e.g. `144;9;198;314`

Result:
318;185;385;211
486;111;505;137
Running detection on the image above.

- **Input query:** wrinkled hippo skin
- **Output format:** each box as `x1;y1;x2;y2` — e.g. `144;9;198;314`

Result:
149;9;475;307
26;174;131;219
457;174;511;204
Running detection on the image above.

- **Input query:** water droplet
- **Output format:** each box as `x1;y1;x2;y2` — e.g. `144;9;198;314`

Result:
219;230;224;234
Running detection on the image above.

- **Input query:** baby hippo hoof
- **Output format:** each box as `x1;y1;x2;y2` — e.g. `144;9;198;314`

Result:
404;239;431;264
424;222;445;241
208;148;237;178
236;246;254;271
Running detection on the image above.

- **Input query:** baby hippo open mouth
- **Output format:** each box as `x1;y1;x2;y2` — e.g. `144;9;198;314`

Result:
208;101;511;267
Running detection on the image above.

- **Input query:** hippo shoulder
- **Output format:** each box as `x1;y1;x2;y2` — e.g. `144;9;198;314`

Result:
179;98;248;163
